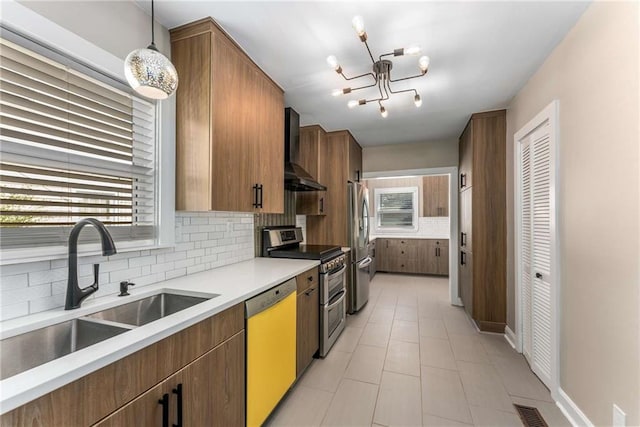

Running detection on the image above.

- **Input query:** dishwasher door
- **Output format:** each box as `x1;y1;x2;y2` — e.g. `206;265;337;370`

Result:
246;278;297;427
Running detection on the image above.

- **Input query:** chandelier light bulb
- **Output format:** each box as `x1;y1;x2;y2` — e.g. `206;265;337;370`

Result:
414;94;422;107
419;55;430;73
326;55;340;71
352;15;366;37
332;89;343;97
348;100;359;109
404;46;421;56
380;106;388;118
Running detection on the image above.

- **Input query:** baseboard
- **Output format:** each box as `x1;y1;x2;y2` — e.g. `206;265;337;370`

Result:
504;325;517;350
477;320;506;333
556;388;594;427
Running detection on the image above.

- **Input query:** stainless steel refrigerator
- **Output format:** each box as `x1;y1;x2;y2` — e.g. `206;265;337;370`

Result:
347;181;372;313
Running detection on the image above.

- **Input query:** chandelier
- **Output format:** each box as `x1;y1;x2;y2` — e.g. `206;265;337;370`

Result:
327;15;430;118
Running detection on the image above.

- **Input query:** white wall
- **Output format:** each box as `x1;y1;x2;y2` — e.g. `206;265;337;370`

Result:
363;139;458;172
0;1;256;320
506;2;639;425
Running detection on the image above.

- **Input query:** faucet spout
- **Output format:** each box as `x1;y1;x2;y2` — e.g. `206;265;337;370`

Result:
65;218;117;310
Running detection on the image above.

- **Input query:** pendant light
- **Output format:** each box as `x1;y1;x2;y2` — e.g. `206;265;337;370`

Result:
124;0;178;100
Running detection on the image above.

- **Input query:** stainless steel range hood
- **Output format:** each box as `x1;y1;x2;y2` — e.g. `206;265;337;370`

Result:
284;107;327;192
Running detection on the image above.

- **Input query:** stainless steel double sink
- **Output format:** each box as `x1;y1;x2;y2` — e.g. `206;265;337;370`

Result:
1;292;217;380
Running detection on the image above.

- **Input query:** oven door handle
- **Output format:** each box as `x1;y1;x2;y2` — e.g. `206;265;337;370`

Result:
327;263;347;279
326;289;346;310
358;256;372;269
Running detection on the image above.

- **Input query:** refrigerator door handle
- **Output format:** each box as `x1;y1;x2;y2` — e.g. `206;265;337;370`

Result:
358;257;373;269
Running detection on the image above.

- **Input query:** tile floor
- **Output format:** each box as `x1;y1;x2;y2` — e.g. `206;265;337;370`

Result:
266;273;571;427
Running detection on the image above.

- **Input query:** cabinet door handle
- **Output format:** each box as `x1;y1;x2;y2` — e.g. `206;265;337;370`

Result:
158;393;169;427
460;174;466;188
356;170;360;182
252;184;260;208
172;384;183;427
461;232;466;247
305;287;316;296
401;250;404;254
460;251;466;266
258;184;264;208
320;197;324;213
386;240;389;248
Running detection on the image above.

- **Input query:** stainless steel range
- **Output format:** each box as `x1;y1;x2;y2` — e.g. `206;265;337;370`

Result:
262;226;346;357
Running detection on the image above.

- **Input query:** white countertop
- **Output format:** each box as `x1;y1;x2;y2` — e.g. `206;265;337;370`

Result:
0;257;319;414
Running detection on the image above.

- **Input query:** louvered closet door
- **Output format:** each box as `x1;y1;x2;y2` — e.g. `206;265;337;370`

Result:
520;139;533;364
519;121;554;390
530;124;553;388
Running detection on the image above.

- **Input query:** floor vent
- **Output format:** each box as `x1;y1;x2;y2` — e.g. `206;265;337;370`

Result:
514;404;548;427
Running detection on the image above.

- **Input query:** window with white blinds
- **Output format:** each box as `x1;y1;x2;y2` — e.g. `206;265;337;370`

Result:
375;187;418;230
0;36;156;249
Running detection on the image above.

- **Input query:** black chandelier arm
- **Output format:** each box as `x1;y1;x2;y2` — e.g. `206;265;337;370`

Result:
378;52;394;62
349;81;379;92
340;71;377;82
389;70;428;83
377;80;388;102
386;84;418;97
362;40;377;65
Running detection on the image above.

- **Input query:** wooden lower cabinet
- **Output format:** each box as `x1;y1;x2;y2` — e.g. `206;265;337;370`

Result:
460;250;473;317
0;304;245;427
296;268;319;377
377;238;449;276
96;332;245;427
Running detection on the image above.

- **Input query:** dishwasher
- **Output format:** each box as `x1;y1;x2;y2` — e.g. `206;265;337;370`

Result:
245;277;297;427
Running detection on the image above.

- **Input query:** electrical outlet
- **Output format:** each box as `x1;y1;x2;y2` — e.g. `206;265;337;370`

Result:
613;404;626;427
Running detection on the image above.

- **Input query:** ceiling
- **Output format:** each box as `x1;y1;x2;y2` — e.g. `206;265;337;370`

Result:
140;1;590;147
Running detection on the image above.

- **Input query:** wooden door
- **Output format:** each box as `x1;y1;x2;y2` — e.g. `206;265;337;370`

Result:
376;239;388;271
172;32;212;211
211;33;255;212
460;250;473;316
459;188;473;252
97;333;245;427
437;240;449;275
297;126;327;215
296;286;319;376
423;176;449;217
254;76;284;213
348;135;362;182
459;122;473;191
418;240;438;274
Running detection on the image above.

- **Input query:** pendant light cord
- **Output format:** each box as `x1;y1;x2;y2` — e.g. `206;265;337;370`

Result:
151;0;155;46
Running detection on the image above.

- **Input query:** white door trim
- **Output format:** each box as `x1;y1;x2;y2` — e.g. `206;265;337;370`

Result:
513;100;560;400
363;166;460;306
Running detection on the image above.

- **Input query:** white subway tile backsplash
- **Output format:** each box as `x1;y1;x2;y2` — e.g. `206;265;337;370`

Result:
0;302;29;321
0;212;254;320
0;274;28;291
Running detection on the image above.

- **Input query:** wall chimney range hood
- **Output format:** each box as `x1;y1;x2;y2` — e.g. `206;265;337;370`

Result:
284;107;327;192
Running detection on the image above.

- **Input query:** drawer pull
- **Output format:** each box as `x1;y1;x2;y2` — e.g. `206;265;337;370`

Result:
158;393;169;427
172;383;183;427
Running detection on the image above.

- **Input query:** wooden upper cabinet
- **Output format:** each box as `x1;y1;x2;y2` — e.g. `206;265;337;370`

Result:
348;134;363;182
423;175;449;217
459;121;473;191
171;18;284;213
296;125;328;215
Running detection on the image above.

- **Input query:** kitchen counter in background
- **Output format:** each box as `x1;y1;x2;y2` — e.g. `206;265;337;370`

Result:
369;235;449;240
0;257;318;414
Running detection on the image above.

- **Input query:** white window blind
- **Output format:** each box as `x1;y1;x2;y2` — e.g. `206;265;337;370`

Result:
375;187;418;230
0;36;156;249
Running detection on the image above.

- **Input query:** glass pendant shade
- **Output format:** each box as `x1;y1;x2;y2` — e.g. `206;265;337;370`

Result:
125;46;178;100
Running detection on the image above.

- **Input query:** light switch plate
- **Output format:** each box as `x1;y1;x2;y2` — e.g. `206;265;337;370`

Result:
613;404;626;427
